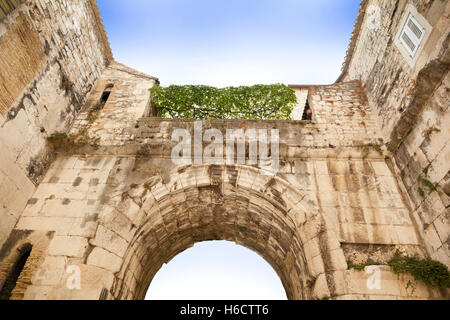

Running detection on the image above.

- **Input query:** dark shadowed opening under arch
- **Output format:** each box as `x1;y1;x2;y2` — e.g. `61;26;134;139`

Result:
0;244;32;300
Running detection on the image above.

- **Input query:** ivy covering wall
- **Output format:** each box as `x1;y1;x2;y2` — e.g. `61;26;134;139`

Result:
150;84;297;120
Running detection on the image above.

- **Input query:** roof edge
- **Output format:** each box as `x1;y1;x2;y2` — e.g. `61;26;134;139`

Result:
335;0;370;83
110;61;159;82
87;0;113;65
288;84;321;89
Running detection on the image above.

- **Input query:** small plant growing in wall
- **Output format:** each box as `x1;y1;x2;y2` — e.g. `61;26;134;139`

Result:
46;132;77;152
417;175;437;194
87;100;105;124
46;96;105;152
422;126;440;139
417;164;438;197
417;187;425;198
357;143;383;158
47;129;99;152
347;251;450;290
388;251;450;289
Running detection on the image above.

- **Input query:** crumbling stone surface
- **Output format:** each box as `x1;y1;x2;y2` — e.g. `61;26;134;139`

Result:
342;0;449;268
0;0;448;301
0;0;111;248
2;75;442;300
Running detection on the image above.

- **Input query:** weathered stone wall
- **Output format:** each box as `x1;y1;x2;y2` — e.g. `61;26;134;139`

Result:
394;73;449;266
15;155;441;300
2;78;445;300
343;0;448;138
0;0;447;300
69;61;158;146
341;0;449;266
0;0;26;20
0;0;112;248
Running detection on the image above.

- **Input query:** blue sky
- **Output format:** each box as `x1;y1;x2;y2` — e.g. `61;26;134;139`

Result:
98;0;360;87
96;1;361;300
146;241;287;300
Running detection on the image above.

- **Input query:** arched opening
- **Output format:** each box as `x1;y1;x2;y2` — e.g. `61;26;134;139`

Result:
145;240;288;300
0;244;32;300
100;84;113;104
110;165;322;300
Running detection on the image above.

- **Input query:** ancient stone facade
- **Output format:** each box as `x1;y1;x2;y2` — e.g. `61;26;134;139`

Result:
0;0;448;300
339;0;449;268
0;0;112;249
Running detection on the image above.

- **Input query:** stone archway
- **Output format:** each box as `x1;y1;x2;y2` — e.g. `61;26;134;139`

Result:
109;164;335;300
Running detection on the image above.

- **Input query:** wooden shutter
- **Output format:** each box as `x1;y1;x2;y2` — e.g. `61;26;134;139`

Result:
400;14;425;57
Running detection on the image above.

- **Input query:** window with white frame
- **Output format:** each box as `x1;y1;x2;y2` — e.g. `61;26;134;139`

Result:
399;14;426;58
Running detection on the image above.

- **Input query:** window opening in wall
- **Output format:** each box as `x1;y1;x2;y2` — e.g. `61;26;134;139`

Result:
400;14;425;57
0;244;32;300
301;98;312;121
100;85;113;104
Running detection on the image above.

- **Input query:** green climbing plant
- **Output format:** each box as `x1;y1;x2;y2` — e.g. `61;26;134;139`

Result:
348;251;450;289
388;251;450;289
150;84;297;120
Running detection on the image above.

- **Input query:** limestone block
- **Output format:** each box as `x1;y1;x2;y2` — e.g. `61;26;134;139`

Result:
330;271;348;296
22;198;46;217
417;193;445;225
312;274;331;299
49;156;78;170
318;190;339;207
328;160;348;175
327;248;348;271
0;213;18;245
58;184;90;200
346;267;402;296
423;224;443;253
434;246;450;268
314;161;329;175
433;212;449;244
370;161;392;176
377;175;399;193
47;236;89;258
90;225;129;258
64;220;98;238
397;273;442;299
41;199;94;218
395;225;419;245
47;286;105;300
32;256;67;286
115;198;141;222
422;130;449;163
91;169;114;185
316;174;334;191
427;142;450;183
303;238;321;259
150;183;170;201
23;285;53;300
61;264;114;290
307;255;325;278
87;247;123;274
51;168;86;184
100;208;135;242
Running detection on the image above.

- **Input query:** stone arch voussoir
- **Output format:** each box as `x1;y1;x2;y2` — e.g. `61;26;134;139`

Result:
105;164;337;300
